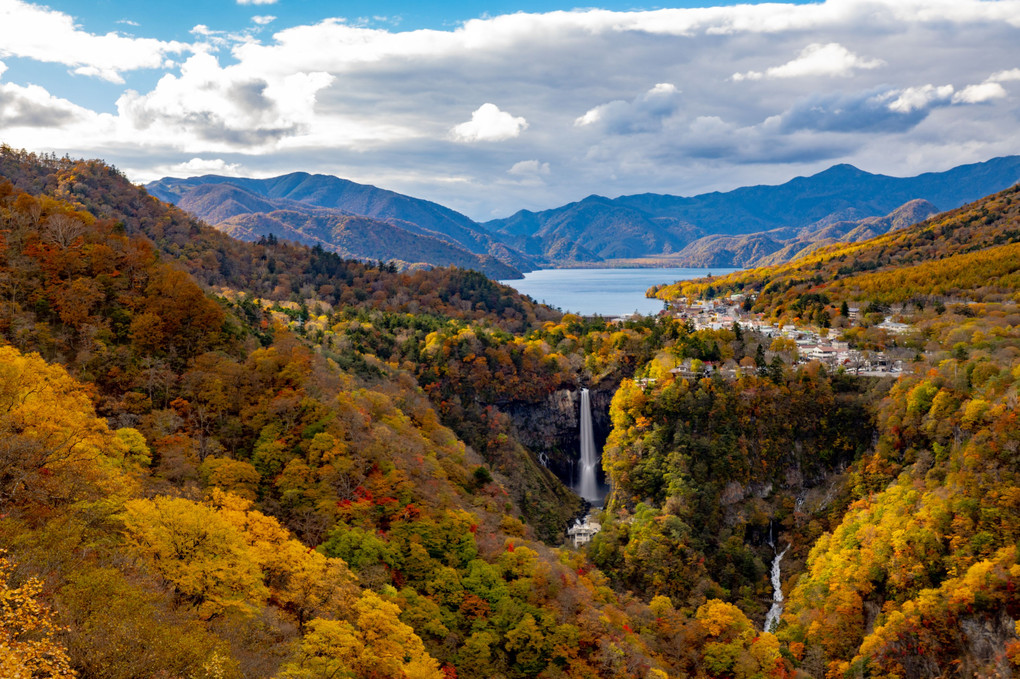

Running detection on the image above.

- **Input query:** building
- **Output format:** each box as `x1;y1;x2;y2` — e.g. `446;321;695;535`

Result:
567;517;602;548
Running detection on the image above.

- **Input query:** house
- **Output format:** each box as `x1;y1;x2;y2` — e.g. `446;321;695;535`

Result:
879;319;911;334
568;517;601;548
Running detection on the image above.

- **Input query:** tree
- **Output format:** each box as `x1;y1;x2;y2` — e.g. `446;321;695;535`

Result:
0;346;112;507
0;551;75;679
278;590;443;679
121;496;268;620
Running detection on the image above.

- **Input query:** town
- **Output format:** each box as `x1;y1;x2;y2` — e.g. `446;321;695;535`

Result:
660;293;911;379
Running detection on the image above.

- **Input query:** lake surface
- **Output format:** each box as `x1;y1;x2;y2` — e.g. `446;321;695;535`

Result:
499;267;740;317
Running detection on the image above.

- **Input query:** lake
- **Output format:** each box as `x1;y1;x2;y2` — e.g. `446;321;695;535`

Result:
499;267;740;317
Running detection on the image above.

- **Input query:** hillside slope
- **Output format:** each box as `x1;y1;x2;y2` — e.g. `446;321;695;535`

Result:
653;183;1020;313
178;182;522;279
148;172;533;275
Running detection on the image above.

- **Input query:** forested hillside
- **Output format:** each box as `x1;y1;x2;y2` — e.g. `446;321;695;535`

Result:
644;182;1020;676
0;148;794;679
3;145;1020;679
652;184;1020;318
147;173;532;278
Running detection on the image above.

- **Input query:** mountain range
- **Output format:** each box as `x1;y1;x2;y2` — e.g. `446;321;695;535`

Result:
146;173;530;279
149;155;1020;274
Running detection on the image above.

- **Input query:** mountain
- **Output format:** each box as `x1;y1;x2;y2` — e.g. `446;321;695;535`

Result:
147;172;533;277
485;155;1020;266
486;194;704;261
171;182;522;279
653;182;1020;310
149;157;1020;272
673;198;941;268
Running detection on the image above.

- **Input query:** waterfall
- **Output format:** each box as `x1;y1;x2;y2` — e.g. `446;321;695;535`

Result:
763;544;790;634
577;388;601;504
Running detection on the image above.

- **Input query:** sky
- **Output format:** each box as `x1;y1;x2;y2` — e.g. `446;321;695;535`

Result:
0;0;1018;220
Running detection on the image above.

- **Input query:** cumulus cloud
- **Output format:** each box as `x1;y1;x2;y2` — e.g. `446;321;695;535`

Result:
0;81;85;126
988;68;1020;82
0;82;118;156
0;0;190;83
113;51;335;151
733;43;884;81
575;83;682;134
779;85;953;133
886;84;955;113
252;15;276;25
237;0;277;5
952;82;1007;104
450;104;528;142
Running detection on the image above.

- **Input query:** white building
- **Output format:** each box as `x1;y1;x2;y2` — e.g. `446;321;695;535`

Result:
567;517;602;548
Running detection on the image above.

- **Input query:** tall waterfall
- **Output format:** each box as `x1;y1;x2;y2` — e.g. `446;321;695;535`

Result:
577;388;601;504
763;544;790;633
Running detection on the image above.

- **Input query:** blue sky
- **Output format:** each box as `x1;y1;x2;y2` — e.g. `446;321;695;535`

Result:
1;0;1018;219
39;1;820;36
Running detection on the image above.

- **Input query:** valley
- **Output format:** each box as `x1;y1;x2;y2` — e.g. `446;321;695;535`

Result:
1;146;1020;679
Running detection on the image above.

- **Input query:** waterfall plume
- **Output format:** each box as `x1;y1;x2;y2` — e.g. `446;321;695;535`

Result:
577;388;602;504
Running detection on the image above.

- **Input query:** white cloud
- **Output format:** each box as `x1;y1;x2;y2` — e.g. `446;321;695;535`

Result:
886;84;954;113
0;80;101;132
733;43;884;81
988;68;1020;82
509;160;550;175
953;82;1008;104
171;157;243;175
112;51;337;151
237;0;277;5
252;15;276;25
0;0;190;83
575;83;682;134
507;160;551;186
450;104;528;142
0;59;6;79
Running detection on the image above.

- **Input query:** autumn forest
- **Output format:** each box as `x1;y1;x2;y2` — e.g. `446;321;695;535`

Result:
2;145;1020;679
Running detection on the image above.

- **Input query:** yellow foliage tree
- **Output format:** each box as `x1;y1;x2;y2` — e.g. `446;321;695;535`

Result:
0;346;113;506
121;496;268;620
206;489;356;625
278;590;443;679
0;552;75;679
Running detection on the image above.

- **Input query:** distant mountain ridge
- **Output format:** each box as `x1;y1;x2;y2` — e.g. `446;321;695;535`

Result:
483;155;1020;267
149;156;1020;273
147;172;533;278
674;199;941;268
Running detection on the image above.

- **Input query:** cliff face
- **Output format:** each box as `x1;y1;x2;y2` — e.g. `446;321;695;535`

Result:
506;388;613;492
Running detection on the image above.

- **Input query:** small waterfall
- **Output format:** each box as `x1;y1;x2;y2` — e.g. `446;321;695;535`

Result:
764;544;790;634
576;388;601;504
